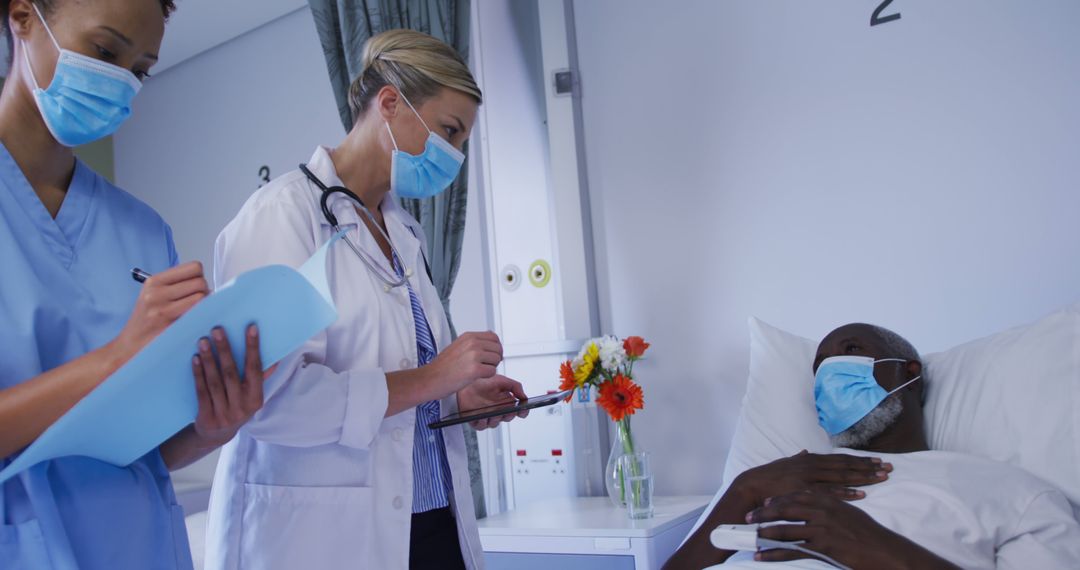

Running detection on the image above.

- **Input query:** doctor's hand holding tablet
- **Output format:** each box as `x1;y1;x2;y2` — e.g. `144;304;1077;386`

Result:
386;329;530;428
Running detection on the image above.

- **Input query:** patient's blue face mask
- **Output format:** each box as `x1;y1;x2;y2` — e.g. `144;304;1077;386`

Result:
814;355;921;436
22;3;142;147
384;92;465;200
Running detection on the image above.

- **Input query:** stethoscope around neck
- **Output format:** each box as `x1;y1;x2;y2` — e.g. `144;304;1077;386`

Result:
299;163;411;290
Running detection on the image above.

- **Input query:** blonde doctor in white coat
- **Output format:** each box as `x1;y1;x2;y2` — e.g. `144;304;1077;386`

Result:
204;30;528;570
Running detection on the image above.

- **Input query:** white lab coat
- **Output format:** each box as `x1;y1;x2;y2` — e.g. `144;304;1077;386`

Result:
204;147;483;570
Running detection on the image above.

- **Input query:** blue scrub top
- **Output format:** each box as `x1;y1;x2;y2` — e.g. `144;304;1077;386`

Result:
0;143;194;570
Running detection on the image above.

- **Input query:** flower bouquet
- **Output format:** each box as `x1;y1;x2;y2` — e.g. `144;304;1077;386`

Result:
558;335;651;511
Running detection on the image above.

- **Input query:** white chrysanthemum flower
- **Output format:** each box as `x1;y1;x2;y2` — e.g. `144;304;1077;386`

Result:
597;335;627;371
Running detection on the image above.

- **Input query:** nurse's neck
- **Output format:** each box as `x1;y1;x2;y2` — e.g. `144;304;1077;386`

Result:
0;63;77;218
330;118;392;217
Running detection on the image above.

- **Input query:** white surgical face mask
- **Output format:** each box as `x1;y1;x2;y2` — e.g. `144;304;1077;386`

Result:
383;91;465;200
22;3;142;147
814;355;921;436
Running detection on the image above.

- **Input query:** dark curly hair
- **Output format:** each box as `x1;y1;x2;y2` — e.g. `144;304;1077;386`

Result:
3;0;177;63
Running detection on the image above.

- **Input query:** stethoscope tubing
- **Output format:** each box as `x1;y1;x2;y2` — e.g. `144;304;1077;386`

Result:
299;163;409;289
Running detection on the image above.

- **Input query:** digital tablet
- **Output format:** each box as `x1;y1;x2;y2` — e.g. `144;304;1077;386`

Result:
428;389;572;430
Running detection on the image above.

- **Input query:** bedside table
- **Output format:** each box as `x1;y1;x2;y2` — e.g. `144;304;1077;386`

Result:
478;495;712;569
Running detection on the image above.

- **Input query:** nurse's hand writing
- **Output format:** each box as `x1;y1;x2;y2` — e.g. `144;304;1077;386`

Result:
190;324;275;447
428;331;503;396
457;375;530;430
749;491;960;569
112;261;208;360
730;450;891;508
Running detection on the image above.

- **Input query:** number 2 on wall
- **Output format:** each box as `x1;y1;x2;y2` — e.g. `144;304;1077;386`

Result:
871;0;901;26
258;166;270;188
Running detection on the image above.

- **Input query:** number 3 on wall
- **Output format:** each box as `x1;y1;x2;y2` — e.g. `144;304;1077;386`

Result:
871;0;901;26
258;165;270;188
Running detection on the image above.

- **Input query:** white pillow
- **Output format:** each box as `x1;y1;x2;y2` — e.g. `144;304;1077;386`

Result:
721;306;1080;515
922;303;1080;512
719;318;825;492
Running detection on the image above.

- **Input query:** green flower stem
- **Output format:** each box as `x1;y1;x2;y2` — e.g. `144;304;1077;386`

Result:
616;417;642;508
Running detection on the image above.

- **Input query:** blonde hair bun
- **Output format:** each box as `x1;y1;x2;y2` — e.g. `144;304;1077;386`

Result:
349;29;481;123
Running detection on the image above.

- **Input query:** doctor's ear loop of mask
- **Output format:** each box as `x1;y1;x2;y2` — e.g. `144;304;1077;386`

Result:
710;524;853;570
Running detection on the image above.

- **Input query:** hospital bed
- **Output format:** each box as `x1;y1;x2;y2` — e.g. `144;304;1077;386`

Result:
686;303;1080;568
718;304;1079;519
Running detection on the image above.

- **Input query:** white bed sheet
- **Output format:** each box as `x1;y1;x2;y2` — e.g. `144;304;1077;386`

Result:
700;448;1080;568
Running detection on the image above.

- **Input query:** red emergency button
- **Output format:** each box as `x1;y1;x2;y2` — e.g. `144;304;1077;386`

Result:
516;450;527;457
551;449;563;456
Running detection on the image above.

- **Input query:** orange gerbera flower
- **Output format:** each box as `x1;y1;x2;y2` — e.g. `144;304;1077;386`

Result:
559;360;577;401
623;336;650;359
597;374;644;421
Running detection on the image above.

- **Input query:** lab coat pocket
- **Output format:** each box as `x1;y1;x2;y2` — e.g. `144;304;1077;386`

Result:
0;518;54;569
239;483;374;570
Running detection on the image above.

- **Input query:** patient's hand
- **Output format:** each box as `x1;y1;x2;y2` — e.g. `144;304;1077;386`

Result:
661;451;891;570
731;450;891;507
748;491;960;570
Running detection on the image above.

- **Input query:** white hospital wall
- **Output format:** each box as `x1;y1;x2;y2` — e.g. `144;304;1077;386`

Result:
571;0;1080;496
113;8;344;484
114;8;343;270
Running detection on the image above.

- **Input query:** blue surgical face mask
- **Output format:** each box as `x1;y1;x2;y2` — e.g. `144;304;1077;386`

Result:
384;92;465;200
814;355;921;436
22;3;142;147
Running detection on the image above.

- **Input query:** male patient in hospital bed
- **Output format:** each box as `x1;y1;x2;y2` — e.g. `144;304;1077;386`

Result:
664;323;1080;570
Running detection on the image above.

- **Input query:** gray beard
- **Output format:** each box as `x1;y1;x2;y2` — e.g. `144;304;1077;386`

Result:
830;394;903;449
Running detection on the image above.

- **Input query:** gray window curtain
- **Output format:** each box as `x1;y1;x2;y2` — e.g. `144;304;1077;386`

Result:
307;0;486;518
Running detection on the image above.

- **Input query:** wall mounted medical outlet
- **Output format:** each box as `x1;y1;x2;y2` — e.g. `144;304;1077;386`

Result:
528;259;552;288
501;265;522;291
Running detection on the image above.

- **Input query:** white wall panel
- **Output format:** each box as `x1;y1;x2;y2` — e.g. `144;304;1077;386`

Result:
572;0;1080;496
115;8;343;269
474;0;561;347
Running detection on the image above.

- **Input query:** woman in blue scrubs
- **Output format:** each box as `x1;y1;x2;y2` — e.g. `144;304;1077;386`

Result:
0;1;271;568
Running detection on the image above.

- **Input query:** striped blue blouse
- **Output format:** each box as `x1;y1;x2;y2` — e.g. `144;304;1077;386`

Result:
393;254;453;513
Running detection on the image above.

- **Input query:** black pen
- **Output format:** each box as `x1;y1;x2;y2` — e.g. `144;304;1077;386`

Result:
131;267;152;283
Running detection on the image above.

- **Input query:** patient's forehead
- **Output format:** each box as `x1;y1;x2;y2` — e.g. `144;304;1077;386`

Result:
813;323;888;372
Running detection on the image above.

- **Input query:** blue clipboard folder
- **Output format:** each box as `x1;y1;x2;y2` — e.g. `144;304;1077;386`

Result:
0;233;345;484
